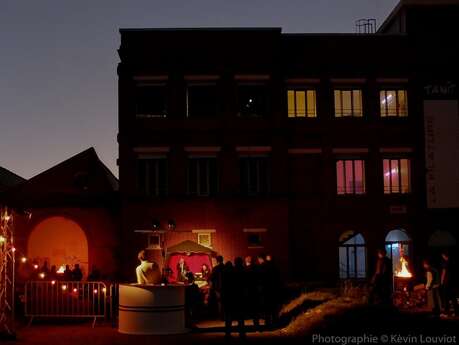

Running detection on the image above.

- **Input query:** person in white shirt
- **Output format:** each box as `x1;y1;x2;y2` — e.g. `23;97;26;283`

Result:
136;250;160;284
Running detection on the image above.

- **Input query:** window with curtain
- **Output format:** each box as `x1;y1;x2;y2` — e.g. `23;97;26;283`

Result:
336;160;366;195
383;158;411;194
334;89;363;117
287;89;317;118
380;90;408;117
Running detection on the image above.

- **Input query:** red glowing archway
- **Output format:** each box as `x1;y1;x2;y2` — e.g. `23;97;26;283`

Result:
27;216;89;278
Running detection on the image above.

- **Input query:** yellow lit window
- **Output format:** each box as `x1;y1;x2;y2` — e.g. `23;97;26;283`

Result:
334;90;362;117
287;89;317;118
380;90;408;117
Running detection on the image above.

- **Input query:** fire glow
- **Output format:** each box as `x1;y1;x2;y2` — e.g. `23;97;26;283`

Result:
396;257;412;278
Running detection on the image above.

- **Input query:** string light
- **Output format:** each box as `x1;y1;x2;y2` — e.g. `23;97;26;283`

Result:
93;289;98;294
51;280;56;285
33;264;39;270
21;257;27;263
61;285;67;291
12;247;16;252
0;235;5;243
73;288;78;293
102;287;106;293
39;272;45;279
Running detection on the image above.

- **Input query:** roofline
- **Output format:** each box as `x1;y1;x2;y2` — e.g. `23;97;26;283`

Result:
0;166;25;183
119;27;282;33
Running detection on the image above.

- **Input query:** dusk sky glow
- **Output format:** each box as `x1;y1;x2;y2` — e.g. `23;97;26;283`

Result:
1;0;397;179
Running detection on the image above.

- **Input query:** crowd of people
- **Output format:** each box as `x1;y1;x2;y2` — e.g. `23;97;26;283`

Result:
22;260;102;282
183;253;282;338
369;248;458;318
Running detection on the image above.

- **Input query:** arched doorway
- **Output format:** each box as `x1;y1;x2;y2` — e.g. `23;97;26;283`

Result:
338;231;366;279
27;216;89;278
385;229;412;275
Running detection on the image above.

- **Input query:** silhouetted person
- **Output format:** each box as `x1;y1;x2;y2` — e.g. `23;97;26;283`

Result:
41;261;50;275
185;272;202;327
88;265;101;281
49;265;57;281
63;265;73;281
439;251;458;317
209;255;225;318
244;255;260;329
423;259;441;316
264;254;281;328
369;249;392;305
72;264;83;281
222;259;246;339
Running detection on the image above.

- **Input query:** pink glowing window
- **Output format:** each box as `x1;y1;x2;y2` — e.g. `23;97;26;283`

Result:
383;158;410;194
336;160;366;195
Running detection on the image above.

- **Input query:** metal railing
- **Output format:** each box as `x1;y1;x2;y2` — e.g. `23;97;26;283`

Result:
25;281;107;327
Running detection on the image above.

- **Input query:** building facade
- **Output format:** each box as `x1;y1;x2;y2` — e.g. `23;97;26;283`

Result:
118;0;459;282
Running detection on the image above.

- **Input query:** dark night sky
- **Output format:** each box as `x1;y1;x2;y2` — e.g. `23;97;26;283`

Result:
0;0;398;178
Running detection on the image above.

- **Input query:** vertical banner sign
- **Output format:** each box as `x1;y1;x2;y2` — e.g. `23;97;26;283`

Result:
423;95;459;208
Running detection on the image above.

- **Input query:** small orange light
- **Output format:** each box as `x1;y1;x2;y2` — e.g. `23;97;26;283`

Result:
102;287;107;293
21;257;27;263
93;289;98;294
62;285;67;291
33;264;39;269
51;280;56;285
12;247;16;252
73;288;78;293
39;273;45;279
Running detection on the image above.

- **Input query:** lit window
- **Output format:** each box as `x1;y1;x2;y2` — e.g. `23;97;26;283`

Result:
137;158;168;197
240;157;270;196
380;90;408;117
339;232;366;279
197;233;212;248
238;85;267;118
135;84;167;118
188;157;218;196
186;84;217;118
287;89;317;118
148;234;161;249
336;160;366;195
383;158;410;194
334;90;362;117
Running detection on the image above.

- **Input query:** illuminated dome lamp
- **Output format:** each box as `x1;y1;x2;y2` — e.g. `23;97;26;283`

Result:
152;219;160;230
167;219;176;231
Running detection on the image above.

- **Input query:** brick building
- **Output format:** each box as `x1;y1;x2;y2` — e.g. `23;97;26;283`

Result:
118;0;459;282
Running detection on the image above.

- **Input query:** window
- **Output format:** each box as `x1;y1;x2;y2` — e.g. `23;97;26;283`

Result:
334;89;363;117
137;158;168;197
336;160;365;195
148;234;161;249
385;229;412;275
380;90;408;117
238;85;267;118
197;233;212;248
240;157;270;195
186;84;217;118
287;89;317;117
339;232;366;279
247;234;262;247
135;84;167;118
383;159;410;194
188;157;218;196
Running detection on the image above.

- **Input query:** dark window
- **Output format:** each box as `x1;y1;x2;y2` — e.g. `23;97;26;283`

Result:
137;158;168;197
238;85;267;118
240;157;269;195
135;84;167;118
186;85;217;118
247;233;262;247
188;158;218;196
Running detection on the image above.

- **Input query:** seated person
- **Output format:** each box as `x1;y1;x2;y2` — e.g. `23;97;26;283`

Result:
136;250;161;284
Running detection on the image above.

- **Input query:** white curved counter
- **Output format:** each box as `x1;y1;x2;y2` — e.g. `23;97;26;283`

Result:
118;283;188;335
